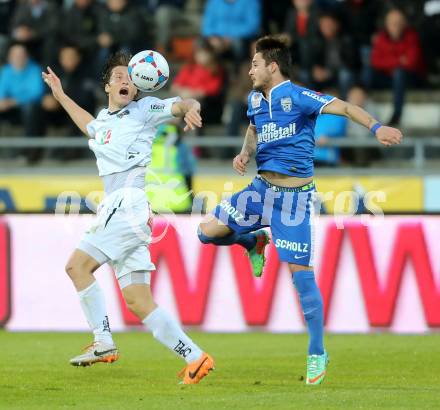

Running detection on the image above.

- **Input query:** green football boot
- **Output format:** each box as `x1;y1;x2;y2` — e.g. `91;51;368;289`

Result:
247;229;270;277
306;351;329;385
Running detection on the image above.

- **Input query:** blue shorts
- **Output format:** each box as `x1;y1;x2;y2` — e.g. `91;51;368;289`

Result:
213;176;316;265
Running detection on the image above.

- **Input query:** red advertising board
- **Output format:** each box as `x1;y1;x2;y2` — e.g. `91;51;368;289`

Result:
0;220;11;326
2;215;440;333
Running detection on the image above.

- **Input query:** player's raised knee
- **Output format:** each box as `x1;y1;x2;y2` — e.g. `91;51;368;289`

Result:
198;217;232;241
197;224;214;244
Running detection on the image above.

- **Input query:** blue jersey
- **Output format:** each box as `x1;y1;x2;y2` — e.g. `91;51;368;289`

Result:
247;80;335;178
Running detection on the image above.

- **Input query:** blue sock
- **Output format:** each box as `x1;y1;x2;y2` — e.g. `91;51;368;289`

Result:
198;229;256;251
293;270;324;355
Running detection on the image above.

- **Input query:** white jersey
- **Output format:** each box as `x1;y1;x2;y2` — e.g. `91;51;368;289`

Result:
86;96;180;176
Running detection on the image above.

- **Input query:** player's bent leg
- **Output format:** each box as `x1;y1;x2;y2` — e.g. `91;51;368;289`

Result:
65;248;101;291
67;247;118;367
120;276;215;384
246;229;270;277
198;214;233;239
198;215;268;276
198;220;257;249
289;263;328;385
120;276;157;319
198;214;257;249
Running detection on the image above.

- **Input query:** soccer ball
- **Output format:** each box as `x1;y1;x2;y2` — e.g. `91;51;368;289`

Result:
128;50;169;93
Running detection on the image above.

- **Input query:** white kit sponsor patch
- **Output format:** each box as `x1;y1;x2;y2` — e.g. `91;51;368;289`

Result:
149;103;165;112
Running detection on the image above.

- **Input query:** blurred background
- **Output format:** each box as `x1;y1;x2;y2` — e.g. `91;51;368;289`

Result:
1;0;440;334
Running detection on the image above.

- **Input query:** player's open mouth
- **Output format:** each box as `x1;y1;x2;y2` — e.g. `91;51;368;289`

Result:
119;88;129;96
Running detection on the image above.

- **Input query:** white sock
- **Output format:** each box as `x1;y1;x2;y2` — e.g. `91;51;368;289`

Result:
143;307;203;363
78;281;114;345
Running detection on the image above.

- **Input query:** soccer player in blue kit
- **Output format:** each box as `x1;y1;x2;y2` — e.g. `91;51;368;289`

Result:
197;36;402;385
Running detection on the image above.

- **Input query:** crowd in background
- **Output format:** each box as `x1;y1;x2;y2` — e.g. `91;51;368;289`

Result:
0;0;440;165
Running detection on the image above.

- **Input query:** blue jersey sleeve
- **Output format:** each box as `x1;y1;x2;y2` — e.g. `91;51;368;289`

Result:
296;87;335;116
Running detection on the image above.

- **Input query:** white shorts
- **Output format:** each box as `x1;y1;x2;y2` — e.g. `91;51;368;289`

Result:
78;187;155;280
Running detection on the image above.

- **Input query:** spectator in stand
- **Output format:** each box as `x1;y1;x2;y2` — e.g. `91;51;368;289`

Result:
314;0;340;7
0;43;43;137
261;0;291;35
0;0;15;63
345;86;377;139
383;0;424;24
283;0;319;86
225;41;255;137
201;0;261;65
420;0;440;74
369;8;426;125
97;0;151;68
40;44;96;138
339;0;379;85
144;0;186;54
345;85;380;166
0;43;44;163
310;11;358;98
171;41;226;126
59;0;103;67
10;0;60;66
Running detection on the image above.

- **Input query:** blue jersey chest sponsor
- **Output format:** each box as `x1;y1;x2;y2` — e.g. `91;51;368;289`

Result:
257;122;296;143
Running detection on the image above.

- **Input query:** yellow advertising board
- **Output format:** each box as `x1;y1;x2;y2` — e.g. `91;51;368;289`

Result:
0;175;424;213
193;175;424;213
0;176;102;212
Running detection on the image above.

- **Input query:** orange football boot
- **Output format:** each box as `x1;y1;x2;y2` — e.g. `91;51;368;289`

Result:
177;352;215;384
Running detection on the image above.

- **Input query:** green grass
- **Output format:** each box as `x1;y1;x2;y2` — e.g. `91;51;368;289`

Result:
0;332;439;409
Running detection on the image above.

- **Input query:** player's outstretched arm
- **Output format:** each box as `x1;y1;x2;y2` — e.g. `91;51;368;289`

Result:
233;124;257;176
171;98;202;132
42;67;94;137
322;98;403;146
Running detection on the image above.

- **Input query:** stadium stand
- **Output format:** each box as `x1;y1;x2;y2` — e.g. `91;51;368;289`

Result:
0;0;439;171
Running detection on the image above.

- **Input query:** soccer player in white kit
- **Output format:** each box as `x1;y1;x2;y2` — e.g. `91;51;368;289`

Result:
42;52;214;385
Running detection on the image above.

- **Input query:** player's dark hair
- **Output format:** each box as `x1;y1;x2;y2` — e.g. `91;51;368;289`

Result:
255;36;292;79
101;51;132;89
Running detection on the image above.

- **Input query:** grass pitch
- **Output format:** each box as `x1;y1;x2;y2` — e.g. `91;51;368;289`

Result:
0;332;439;409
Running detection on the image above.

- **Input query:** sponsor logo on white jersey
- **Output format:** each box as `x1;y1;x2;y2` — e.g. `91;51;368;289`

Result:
275;239;308;253
97;129;112;145
149;103;165;112
126;150;140;160
257;122;296;143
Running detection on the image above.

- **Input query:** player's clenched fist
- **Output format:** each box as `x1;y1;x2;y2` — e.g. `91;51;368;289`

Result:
233;152;250;176
376;126;403;146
